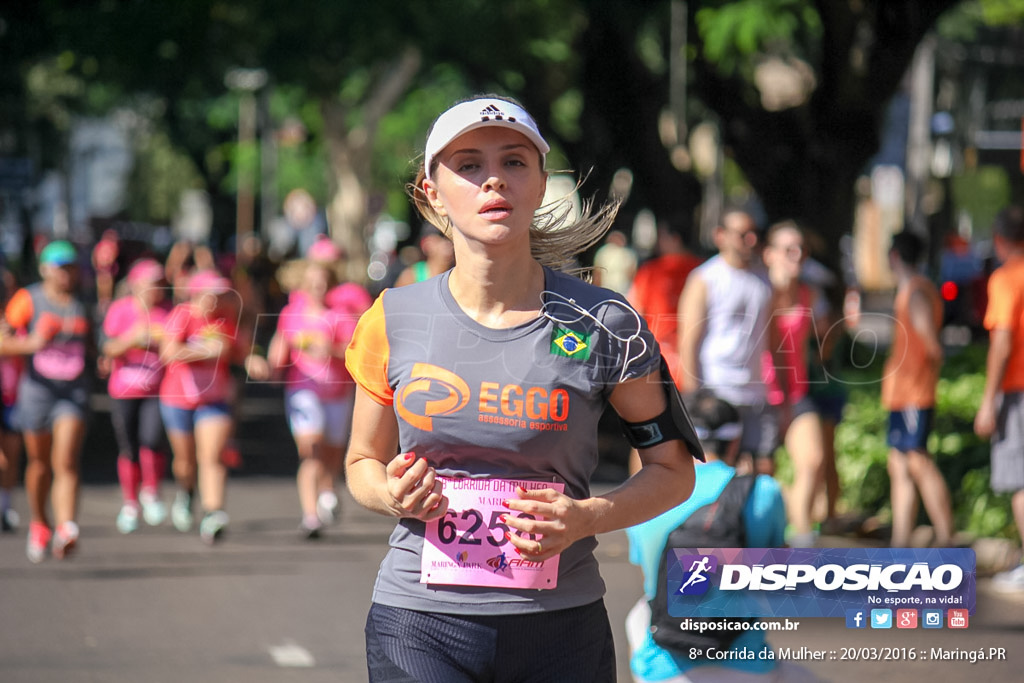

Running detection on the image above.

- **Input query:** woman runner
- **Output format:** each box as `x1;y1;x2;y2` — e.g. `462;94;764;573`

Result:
256;239;361;537
344;95;698;682
1;241;93;562
158;269;258;544
761;221;828;548
101;258;172;533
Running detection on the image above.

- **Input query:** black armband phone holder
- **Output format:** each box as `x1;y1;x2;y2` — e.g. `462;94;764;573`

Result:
620;356;705;462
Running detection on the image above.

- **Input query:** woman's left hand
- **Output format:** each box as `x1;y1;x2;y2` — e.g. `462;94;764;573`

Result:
501;487;593;562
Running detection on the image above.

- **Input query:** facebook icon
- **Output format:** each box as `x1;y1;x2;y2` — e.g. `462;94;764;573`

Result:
845;609;867;629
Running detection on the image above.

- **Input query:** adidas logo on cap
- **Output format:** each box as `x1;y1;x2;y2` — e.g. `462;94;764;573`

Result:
424;97;549;180
479;104;516;123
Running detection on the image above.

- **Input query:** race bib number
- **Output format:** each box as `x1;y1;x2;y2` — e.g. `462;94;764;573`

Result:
33;340;86;381
421;477;564;590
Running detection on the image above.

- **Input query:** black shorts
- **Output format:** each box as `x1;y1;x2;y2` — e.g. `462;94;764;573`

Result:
736;401;779;461
365;600;616;683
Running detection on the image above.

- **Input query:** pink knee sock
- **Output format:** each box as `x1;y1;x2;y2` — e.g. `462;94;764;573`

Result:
117;456;141;504
139;447;165;495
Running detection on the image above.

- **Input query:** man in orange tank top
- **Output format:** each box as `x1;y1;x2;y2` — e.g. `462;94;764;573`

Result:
974;206;1024;593
881;231;955;548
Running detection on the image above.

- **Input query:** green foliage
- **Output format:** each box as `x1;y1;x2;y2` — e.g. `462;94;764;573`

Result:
938;0;1024;39
776;342;1015;540
550;88;584;144
951;166;1012;238
372;65;471;219
24;57;86;130
978;0;1024;23
636;18;667;75
695;0;819;75
721;157;752;202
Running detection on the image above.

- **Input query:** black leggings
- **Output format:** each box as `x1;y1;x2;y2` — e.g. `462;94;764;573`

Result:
109;397;165;461
365;600;616;683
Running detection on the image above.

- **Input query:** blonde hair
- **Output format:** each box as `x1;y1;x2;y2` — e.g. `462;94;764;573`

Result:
409;163;619;277
764;219;803;247
409;94;620;273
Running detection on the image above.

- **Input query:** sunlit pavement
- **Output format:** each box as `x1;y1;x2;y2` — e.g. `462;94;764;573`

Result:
1;383;1020;681
1;478;1022;682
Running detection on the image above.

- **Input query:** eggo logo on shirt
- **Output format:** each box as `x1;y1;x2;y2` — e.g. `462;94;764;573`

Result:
396;363;471;431
478;383;569;422
395;363;571;432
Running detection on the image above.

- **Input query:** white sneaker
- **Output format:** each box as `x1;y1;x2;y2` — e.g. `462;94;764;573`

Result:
1;508;19;532
139;490;167;526
171;491;193;532
26;522;52;564
116;504;140;534
992;564;1024;593
317;491;339;525
199;510;229;545
52;521;79;560
300;514;323;540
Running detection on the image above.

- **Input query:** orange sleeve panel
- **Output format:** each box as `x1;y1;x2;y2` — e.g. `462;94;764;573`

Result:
345;293;393;405
984;268;1020;332
4;289;34;330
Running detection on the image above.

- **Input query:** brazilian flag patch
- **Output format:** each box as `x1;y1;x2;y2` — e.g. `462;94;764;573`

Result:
550;327;592;360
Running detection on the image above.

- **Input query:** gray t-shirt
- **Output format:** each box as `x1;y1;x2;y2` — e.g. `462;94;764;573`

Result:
346;266;660;614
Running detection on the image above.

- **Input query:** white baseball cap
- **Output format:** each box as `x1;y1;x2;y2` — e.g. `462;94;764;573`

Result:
424;97;550;180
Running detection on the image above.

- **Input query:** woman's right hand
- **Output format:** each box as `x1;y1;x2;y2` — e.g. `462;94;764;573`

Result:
384;452;449;521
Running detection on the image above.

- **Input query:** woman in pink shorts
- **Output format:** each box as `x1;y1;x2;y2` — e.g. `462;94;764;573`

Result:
158;270;258;544
262;239;368;536
101;259;172;534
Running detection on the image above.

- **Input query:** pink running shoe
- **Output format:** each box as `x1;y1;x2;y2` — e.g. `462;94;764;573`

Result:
52;521;80;560
26;521;52;564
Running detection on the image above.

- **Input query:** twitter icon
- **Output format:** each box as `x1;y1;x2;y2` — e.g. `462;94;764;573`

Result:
870;609;892;629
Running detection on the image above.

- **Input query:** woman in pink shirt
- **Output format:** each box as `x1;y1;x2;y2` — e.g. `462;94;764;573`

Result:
762;221;827;548
262;239;366;536
158;270;258;544
0;270;24;533
101;259;171;534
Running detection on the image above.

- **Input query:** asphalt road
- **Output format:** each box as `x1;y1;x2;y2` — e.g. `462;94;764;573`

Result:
1;388;1022;682
2;477;1023;683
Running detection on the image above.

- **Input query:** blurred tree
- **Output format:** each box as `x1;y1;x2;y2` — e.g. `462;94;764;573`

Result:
688;0;961;295
4;0;1021;284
